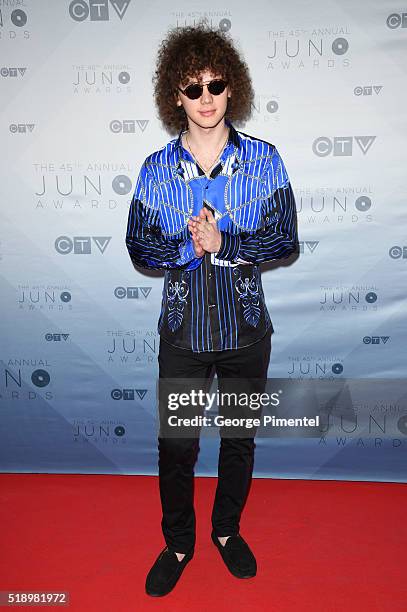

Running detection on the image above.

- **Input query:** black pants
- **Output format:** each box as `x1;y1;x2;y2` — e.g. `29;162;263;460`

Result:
157;327;272;553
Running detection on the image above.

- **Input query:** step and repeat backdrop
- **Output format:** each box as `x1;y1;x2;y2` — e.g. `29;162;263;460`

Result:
1;1;406;481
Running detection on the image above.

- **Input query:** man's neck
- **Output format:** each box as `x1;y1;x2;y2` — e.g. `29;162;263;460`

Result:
183;118;229;154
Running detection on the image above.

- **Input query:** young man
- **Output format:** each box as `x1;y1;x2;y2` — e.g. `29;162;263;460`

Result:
125;23;299;597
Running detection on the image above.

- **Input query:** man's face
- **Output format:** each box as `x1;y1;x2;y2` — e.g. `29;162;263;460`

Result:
176;68;231;131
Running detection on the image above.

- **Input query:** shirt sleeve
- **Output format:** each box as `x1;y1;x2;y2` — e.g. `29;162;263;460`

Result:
215;147;299;265
125;161;203;271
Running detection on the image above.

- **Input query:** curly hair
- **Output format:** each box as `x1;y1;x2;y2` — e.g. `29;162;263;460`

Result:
152;21;254;135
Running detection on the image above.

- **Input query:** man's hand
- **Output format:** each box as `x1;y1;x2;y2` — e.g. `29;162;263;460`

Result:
188;208;222;254
192;236;205;257
188;215;206;257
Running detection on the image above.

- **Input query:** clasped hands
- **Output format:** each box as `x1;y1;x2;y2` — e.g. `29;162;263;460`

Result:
187;208;222;258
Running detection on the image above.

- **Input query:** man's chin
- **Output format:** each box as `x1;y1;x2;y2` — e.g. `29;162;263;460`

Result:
190;112;226;130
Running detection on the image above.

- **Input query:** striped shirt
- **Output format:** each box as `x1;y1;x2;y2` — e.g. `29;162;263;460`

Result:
125;120;299;352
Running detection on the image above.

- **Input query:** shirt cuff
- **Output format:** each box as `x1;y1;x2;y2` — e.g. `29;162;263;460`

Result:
216;231;241;262
180;238;196;264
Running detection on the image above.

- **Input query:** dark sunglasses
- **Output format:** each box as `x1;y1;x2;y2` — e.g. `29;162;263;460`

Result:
177;79;228;100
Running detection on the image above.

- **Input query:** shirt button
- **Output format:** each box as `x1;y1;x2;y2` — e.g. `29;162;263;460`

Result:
208;273;212;278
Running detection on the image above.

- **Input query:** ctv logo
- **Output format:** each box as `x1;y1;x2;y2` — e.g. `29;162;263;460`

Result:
313;136;376;156
298;241;319;254
10;123;35;133
111;389;148;400
55;236;111;254
69;0;131;21
0;67;27;78
389;246;407;259
114;287;152;299
45;334;70;342
354;86;382;96
363;336;390;345
386;13;407;28
110;119;149;133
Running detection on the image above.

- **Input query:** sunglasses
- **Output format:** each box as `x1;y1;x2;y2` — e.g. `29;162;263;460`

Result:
177;79;228;100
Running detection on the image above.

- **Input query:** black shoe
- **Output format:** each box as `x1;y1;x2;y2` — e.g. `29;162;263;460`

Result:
145;546;194;597
211;531;257;578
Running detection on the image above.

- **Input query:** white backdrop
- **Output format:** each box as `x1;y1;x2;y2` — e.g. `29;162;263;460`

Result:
1;0;406;481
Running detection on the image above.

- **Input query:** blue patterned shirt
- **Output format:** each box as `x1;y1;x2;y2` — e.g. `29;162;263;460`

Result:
125;120;299;352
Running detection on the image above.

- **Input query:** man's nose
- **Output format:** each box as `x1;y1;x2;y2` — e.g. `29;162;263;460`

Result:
201;85;213;104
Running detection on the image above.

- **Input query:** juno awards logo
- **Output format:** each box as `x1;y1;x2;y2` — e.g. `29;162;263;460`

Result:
69;0;131;21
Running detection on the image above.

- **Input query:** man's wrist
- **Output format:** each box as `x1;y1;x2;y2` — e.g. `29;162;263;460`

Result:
215;231;241;261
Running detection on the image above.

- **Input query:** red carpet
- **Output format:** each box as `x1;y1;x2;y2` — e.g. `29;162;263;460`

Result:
0;474;406;611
